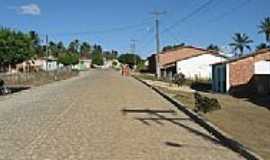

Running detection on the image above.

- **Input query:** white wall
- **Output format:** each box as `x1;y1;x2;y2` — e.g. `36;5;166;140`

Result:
255;60;270;75
176;54;227;79
42;60;59;71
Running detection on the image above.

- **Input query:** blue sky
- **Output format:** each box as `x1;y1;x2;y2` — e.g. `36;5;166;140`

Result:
0;0;270;58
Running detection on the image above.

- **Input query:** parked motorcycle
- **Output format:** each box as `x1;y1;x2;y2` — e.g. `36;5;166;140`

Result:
0;79;11;95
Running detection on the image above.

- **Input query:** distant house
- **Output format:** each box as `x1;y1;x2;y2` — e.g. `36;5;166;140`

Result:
212;49;270;96
148;46;227;80
41;56;63;71
72;59;92;70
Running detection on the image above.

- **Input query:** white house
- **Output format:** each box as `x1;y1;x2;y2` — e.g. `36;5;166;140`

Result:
161;51;227;80
41;57;63;71
72;59;92;70
176;53;227;79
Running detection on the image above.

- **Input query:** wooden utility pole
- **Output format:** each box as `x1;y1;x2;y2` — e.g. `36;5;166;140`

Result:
151;11;166;79
130;39;137;68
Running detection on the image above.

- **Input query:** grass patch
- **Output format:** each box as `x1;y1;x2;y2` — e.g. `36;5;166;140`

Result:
173;90;270;159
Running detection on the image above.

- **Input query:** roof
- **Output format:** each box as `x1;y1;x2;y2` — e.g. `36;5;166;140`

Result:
158;46;228;67
158;46;207;66
213;48;270;66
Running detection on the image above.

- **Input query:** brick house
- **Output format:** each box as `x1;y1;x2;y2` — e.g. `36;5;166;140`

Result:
212;49;270;96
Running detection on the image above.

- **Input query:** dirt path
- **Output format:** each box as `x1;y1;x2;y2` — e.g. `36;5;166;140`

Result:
0;70;244;160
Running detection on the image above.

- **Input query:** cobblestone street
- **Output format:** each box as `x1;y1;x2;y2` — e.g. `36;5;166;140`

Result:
0;70;243;160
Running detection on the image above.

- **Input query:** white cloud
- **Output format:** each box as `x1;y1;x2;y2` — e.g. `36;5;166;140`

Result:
15;3;41;16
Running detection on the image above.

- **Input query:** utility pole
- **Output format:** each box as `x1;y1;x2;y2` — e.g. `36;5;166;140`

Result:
130;39;137;54
45;34;49;57
151;11;166;79
45;34;49;71
130;39;137;69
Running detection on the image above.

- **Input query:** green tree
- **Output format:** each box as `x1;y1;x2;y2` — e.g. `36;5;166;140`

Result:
256;43;270;51
68;39;80;53
0;28;35;71
229;33;253;57
162;43;185;52
93;44;102;53
29;30;41;56
258;17;270;45
48;41;58;57
92;50;104;66
207;44;220;51
80;42;91;59
103;50;118;60
118;53;141;66
56;41;66;54
58;52;79;66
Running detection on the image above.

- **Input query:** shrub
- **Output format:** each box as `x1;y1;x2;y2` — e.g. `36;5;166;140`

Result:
112;61;118;66
92;51;104;66
58;53;79;66
173;73;185;87
194;92;221;113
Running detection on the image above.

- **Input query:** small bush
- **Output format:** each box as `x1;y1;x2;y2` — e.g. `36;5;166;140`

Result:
92;51;104;66
58;53;79;66
173;73;185;87
194;92;221;113
112;61;118;66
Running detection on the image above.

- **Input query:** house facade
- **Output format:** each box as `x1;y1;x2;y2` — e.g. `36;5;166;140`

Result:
175;53;227;79
212;49;270;96
147;46;206;74
72;59;92;70
148;46;226;80
41;57;63;71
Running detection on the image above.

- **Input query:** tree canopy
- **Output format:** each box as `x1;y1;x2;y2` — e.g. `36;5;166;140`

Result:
207;44;220;51
118;53;141;66
162;43;185;52
258;17;270;44
57;52;79;66
229;33;253;57
0;28;36;66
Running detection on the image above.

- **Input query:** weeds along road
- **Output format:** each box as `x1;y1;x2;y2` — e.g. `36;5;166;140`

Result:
0;70;244;160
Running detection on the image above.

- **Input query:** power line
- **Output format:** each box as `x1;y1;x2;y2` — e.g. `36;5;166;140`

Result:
162;0;222;44
161;0;214;35
208;0;252;23
47;19;152;37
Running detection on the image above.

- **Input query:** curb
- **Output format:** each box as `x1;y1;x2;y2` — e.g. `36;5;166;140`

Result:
133;76;264;160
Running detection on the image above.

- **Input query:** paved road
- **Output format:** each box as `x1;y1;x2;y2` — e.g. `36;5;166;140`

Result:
0;70;243;160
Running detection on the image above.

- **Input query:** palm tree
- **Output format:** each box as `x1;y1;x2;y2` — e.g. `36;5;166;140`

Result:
56;41;66;53
258;17;270;45
68;39;80;53
80;42;91;58
229;33;253;57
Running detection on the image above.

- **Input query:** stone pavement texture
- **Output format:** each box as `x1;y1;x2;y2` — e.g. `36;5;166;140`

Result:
0;70;244;160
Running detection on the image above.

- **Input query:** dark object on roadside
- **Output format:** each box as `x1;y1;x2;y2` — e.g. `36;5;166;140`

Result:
173;73;185;87
194;92;221;113
0;79;11;95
